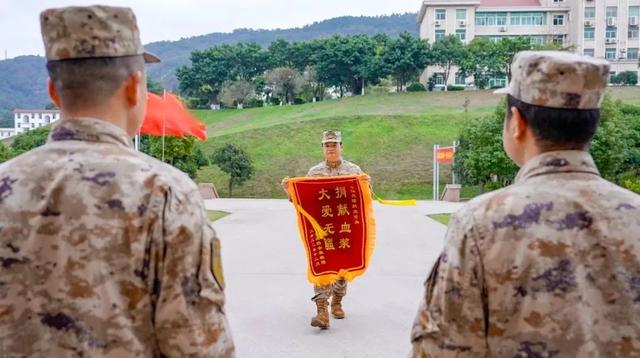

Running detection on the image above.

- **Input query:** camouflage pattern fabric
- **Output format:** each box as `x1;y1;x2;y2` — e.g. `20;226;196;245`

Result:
0;118;234;357
40;5;159;63
307;160;363;301
411;150;640;357
495;51;609;110
306;159;363;178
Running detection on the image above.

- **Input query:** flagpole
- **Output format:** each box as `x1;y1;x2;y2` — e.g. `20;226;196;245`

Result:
162;90;166;162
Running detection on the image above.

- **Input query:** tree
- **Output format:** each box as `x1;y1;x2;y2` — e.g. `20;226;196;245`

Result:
0;143;13;164
496;37;534;81
233;42;270;81
315;35;379;97
220;80;256;109
141;135;207;179
11;127;51;156
147;76;164;94
613;71;638;86
265;67;304;104
211;144;254;197
430;35;465;91
459;37;501;89
453;99;518;191
380;32;430;92
301;66;325;102
177;45;238;108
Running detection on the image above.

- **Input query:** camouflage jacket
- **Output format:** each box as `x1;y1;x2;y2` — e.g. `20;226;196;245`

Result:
0;118;234;357
411;150;640;357
307;159;363;177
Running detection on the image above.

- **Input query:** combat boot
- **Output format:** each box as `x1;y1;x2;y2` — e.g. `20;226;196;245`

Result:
331;293;345;319
310;299;330;329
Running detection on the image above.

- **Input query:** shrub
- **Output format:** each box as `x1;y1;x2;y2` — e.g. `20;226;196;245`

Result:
293;98;306;105
407;82;426;92
447;85;465;91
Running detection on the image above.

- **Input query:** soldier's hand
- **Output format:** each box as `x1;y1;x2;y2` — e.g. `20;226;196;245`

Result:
281;178;289;192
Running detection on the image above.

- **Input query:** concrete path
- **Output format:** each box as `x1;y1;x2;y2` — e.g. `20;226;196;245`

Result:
205;199;464;358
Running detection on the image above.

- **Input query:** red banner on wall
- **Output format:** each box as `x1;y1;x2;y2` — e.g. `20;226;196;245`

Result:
287;175;376;286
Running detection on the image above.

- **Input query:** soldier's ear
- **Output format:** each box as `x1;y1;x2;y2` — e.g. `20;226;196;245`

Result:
509;106;528;140
125;71;143;107
47;79;61;108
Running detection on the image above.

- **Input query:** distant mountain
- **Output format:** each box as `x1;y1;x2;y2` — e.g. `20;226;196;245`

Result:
0;12;418;113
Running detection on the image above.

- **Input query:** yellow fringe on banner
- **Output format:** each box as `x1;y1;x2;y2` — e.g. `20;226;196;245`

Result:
372;192;417;206
292;203;327;239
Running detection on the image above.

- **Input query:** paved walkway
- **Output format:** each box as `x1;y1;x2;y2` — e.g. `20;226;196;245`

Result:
205;199;464;358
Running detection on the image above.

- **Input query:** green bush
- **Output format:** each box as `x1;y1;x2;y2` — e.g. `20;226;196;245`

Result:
406;82;426;92
447;85;465;91
270;97;282;105
293;98;306;105
244;99;264;108
613;71;638;86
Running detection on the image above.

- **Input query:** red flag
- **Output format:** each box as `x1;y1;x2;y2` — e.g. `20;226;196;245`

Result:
140;92;207;141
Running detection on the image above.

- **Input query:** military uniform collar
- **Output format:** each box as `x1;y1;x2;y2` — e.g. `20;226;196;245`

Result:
515;150;600;184
47;117;133;148
326;159;343;169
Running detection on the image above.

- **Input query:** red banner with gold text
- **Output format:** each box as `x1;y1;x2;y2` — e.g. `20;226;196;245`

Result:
287;175;376;286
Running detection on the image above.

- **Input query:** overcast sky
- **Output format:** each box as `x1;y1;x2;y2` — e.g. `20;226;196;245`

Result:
1;0;420;59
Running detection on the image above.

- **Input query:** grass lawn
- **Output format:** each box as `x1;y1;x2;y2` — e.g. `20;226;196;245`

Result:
207;210;230;222
194;87;640;199
428;214;451;226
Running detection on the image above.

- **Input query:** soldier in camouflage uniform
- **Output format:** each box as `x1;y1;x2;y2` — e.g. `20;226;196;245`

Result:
283;130;365;329
411;51;640;357
0;6;234;357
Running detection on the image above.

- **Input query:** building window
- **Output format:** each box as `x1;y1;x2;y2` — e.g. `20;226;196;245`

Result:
606;27;617;39
628;48;639;60
584;7;595;19
434;73;445;86
456;29;466;41
606;6;617;18
456;9;466;20
553;0;564;2
489;75;507;88
584;49;595;57
436;9;446;21
630;6;640;18
629;28;639;39
553;35;564;46
553;15;565;26
475;12;507;26
510;12;546;26
455;72;466;85
605;48;616;59
609;71;617;84
584;27;595;40
529;36;543;45
435;29;446;41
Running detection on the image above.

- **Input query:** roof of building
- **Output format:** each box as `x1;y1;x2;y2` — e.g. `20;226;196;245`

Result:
13;109;60;114
480;0;540;6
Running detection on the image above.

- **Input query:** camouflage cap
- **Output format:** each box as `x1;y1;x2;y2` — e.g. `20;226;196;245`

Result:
322;130;342;144
40;5;160;63
495;51;609;109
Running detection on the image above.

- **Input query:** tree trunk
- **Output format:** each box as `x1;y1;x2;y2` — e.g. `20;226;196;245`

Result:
340;86;344;98
229;180;233;197
362;78;365;95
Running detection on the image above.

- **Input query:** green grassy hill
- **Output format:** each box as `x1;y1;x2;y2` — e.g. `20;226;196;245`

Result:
194;88;640;199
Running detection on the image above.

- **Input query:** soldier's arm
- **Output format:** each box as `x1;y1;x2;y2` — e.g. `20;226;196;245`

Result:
410;212;488;357
152;186;235;357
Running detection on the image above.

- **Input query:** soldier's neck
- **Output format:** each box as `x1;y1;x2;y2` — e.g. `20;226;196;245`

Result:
60;105;129;136
326;159;342;168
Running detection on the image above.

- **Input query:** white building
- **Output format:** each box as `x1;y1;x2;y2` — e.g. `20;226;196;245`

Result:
0;128;15;139
12;109;61;136
419;0;640;87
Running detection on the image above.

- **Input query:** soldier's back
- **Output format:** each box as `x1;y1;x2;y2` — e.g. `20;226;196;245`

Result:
0;119;233;357
461;151;640;356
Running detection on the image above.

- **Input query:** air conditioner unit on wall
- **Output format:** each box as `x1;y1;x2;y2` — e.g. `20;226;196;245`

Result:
434;20;442;27
630;17;639;26
584;20;594;27
607;17;616;26
606;38;617;44
459;20;466;27
499;26;507;32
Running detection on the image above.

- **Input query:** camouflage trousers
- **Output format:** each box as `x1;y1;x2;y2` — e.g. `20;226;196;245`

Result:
312;278;347;302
